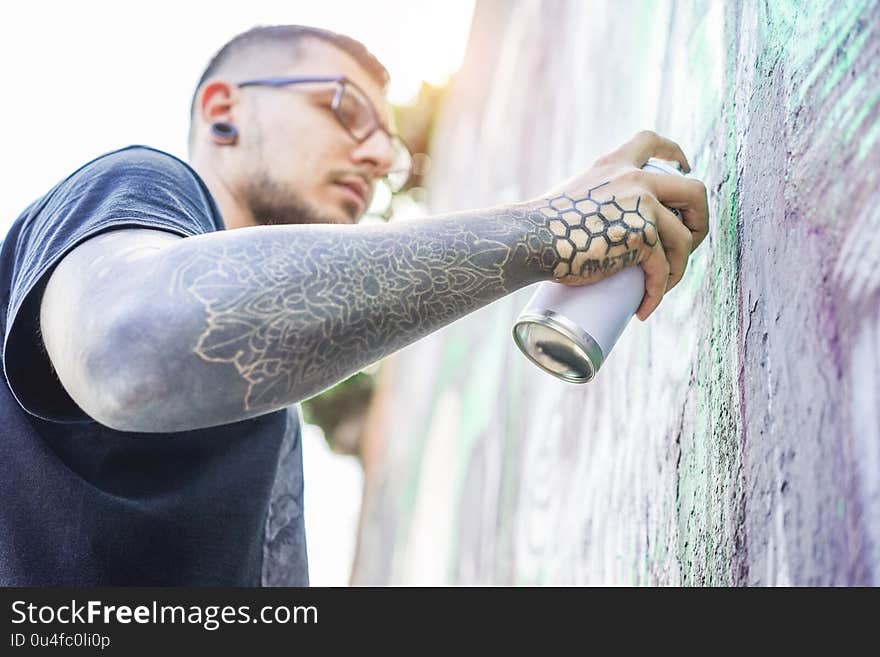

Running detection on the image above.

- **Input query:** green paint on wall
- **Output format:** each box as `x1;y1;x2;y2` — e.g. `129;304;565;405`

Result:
788;0;870;106
447;296;516;579
678;240;709;299
496;292;532;583
817;25;871;104
822;74;866;139
396;331;470;534
843;82;880;147
856;112;880;162
673;0;743;587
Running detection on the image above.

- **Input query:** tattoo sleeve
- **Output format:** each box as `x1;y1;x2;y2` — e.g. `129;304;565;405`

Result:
98;184;651;432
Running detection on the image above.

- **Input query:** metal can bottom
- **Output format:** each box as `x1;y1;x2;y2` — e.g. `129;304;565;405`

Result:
511;310;605;383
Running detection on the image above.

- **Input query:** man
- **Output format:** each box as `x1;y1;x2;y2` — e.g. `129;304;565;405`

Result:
0;25;708;585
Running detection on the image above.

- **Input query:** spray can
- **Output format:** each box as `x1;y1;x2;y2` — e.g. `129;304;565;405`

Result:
511;157;684;383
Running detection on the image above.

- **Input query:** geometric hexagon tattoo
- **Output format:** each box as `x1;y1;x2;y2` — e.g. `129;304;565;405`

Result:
536;181;655;279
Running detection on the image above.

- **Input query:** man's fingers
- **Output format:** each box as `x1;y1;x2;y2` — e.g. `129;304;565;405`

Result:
641;172;709;249
610;130;691;174
636;236;670;321
647;196;693;292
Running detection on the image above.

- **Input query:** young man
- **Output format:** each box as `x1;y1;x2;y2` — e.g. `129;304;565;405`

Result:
0;25;708;585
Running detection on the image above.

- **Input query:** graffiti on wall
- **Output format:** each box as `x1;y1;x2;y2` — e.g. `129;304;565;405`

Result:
352;0;880;585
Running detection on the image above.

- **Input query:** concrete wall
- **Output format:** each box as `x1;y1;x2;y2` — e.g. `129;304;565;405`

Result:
351;0;880;585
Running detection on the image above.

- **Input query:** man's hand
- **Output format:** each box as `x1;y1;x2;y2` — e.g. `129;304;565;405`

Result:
530;130;709;320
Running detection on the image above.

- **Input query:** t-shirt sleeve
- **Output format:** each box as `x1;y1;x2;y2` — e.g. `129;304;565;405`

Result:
2;145;224;423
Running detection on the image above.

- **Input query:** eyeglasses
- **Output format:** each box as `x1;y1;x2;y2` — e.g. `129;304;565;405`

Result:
237;75;412;192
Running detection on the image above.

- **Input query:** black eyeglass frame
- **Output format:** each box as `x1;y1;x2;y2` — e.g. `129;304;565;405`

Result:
236;75;412;192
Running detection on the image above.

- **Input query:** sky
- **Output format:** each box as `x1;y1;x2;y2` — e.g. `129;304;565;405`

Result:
0;0;475;236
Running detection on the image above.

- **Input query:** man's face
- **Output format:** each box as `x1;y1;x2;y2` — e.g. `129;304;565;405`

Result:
233;39;395;226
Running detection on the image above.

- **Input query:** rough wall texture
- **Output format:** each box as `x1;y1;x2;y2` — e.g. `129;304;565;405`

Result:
352;0;880;585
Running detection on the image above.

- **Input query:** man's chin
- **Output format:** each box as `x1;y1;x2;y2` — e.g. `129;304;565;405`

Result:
337;204;363;224
245;176;362;226
318;200;363;225
250;199;358;226
310;203;360;225
261;212;356;226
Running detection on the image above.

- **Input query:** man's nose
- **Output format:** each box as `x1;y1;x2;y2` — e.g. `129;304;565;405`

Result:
350;129;395;177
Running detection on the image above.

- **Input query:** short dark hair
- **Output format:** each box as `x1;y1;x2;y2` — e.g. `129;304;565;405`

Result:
189;24;390;139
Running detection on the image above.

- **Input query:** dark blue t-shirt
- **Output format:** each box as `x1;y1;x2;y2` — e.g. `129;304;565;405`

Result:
0;146;308;585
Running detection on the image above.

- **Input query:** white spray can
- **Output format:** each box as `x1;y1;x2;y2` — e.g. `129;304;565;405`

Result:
512;158;684;382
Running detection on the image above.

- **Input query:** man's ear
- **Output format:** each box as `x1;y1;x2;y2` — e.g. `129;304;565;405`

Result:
198;79;239;125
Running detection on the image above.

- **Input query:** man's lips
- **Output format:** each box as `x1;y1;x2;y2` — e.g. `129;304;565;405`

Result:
333;177;370;211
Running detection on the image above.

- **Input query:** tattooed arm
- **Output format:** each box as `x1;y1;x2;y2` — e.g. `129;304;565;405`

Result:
40;131;708;432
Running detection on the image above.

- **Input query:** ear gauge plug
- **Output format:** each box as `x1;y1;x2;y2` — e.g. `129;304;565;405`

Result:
211;122;238;145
